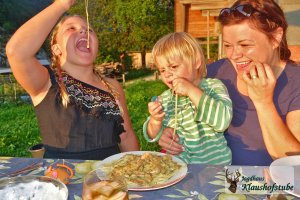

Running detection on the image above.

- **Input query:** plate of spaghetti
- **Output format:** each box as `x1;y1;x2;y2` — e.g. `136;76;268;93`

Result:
94;151;188;191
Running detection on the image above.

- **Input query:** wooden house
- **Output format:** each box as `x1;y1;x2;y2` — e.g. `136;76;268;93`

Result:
278;0;300;62
175;0;300;62
175;0;235;60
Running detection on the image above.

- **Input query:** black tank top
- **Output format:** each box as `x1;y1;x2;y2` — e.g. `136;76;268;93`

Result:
34;71;124;160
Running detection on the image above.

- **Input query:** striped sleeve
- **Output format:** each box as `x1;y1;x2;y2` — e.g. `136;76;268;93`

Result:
142;117;164;143
194;78;232;132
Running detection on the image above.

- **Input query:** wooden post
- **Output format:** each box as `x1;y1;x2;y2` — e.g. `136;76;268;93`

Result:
13;83;17;100
218;33;223;59
122;73;125;85
181;3;187;32
206;10;210;60
154;71;159;80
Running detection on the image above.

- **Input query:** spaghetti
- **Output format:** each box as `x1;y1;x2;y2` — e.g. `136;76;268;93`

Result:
84;0;90;48
168;92;178;150
100;152;181;187
83;0;124;116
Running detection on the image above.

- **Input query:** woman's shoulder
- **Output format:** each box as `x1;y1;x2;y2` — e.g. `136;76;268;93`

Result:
103;76;123;92
207;58;229;68
202;77;224;86
207;58;231;68
283;61;300;81
286;61;300;72
207;58;233;78
104;76;119;85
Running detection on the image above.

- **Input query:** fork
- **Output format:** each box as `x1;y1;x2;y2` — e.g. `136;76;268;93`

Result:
6;161;43;177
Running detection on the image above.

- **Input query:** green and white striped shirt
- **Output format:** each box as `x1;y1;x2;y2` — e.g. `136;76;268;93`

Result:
143;78;232;165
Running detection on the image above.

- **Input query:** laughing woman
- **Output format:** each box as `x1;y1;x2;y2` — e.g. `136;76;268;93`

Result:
158;0;300;165
6;0;139;160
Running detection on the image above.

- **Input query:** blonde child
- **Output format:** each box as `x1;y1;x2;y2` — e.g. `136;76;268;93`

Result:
143;32;232;164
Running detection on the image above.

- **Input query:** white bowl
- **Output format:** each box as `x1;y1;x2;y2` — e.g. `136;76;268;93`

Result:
0;175;68;200
270;155;300;198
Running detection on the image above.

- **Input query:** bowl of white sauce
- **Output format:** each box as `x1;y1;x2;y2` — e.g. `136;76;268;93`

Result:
0;175;68;200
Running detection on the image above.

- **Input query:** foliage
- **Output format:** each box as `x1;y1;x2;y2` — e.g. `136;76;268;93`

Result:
69;0;174;65
1;0;174;68
0;102;40;157
114;0;174;52
200;37;219;62
0;0;52;33
0;75;27;102
0;79;167;157
0;0;52;57
125;68;155;81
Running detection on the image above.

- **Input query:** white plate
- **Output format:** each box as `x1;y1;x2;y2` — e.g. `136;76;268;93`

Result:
270;155;300;197
94;151;188;191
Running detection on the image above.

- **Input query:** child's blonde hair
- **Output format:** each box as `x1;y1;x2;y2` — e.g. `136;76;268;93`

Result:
152;32;207;78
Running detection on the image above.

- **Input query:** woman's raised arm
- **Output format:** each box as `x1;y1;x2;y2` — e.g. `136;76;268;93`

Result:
6;0;75;101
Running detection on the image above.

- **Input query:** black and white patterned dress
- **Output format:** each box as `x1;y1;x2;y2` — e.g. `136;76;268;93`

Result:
35;71;124;160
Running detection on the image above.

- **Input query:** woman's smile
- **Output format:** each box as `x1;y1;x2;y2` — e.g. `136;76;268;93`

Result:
235;60;252;72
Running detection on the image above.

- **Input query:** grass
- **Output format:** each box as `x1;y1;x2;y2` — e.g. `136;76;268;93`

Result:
124;80;167;151
124;68;155;81
0;79;167;157
0;101;41;157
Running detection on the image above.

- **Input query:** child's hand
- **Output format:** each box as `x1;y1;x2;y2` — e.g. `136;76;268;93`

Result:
172;77;196;96
148;96;165;123
55;0;75;10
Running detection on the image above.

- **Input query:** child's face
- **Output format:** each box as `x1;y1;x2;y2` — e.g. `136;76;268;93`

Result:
54;16;99;66
156;56;199;89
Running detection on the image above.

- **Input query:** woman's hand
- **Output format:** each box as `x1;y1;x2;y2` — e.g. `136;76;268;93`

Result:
242;62;276;107
158;128;183;155
242;62;300;157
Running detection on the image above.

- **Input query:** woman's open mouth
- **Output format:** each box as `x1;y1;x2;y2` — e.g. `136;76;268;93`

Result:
236;61;251;72
76;38;90;53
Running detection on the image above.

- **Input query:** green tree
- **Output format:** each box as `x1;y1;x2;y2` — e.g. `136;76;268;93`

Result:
69;0;174;67
70;0;121;63
0;0;5;26
115;0;174;67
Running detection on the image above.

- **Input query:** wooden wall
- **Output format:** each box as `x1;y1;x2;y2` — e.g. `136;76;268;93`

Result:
175;0;300;61
174;0;219;38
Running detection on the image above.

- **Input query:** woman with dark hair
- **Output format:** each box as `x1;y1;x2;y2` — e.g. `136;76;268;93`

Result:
158;0;300;165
